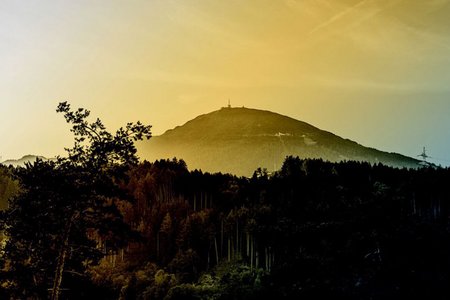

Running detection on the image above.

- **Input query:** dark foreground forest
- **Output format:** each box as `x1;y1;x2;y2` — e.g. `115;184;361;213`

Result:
1;104;450;299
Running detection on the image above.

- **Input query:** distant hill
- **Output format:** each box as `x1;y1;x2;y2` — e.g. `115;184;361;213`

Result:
1;155;51;167
139;107;421;176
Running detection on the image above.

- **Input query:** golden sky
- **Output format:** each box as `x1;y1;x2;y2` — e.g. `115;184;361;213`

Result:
1;0;450;164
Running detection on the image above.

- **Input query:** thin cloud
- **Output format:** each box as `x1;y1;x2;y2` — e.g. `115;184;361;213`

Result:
120;69;296;89
308;0;407;36
166;2;265;50
400;22;450;52
310;76;450;92
308;0;370;35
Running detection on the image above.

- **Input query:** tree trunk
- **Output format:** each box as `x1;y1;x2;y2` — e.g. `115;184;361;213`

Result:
265;247;268;270
236;221;239;259
220;219;224;257
256;250;259;269
228;237;231;262
268;247;272;272
246;232;250;257
272;251;275;269
250;236;254;270
50;216;74;300
207;243;211;271
156;232;160;260
214;237;219;265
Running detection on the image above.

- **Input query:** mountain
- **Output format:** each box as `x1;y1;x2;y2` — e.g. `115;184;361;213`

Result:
1;155;50;167
139;107;421;176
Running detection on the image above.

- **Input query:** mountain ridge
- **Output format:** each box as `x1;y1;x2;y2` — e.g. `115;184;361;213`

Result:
140;107;421;176
1;155;52;167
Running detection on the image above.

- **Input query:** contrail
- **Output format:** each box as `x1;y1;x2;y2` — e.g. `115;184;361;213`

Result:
308;0;408;36
308;0;370;35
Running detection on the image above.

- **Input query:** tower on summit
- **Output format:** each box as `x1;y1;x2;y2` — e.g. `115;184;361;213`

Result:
228;99;231;108
418;146;429;162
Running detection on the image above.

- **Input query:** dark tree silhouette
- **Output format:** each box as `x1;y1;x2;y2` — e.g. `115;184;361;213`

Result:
0;102;151;299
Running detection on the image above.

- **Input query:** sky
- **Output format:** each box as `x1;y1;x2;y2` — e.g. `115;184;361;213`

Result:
1;0;450;165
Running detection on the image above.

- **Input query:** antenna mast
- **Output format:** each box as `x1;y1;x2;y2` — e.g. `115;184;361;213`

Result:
418;147;430;163
228;99;231;108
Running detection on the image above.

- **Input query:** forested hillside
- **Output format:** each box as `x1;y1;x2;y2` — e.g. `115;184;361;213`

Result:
141;107;421;176
3;156;450;299
95;158;450;300
1;103;449;299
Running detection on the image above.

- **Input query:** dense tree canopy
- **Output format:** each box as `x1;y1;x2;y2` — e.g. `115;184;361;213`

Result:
92;157;450;300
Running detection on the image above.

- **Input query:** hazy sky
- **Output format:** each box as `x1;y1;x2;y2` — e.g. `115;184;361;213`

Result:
1;0;450;165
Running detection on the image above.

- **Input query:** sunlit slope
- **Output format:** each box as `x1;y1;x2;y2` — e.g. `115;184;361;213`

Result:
140;107;420;176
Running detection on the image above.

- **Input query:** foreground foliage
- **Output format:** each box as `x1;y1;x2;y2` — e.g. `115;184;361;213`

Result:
0;102;151;299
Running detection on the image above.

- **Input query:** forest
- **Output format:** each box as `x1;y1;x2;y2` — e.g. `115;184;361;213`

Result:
1;104;450;299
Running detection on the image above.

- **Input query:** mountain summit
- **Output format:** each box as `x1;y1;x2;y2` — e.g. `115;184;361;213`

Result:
139;107;420;176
